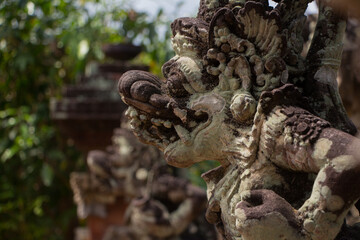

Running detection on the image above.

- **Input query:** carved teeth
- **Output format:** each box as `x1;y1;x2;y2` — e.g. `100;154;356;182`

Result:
125;108;131;117
130;118;141;128
189;121;198;128
218;28;225;36
125;107;137;118
163;121;172;128
162;139;170;146
195;110;203;117
173;108;187;123
218;27;230;37
151;118;163;126
174;125;191;144
129;110;138;118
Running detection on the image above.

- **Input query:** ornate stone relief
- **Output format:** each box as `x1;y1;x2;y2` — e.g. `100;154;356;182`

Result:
118;0;360;239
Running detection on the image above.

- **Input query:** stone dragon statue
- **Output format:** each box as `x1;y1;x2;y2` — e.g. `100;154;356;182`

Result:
118;0;360;239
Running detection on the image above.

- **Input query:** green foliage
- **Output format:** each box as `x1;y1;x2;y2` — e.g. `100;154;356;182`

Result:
0;106;81;240
85;1;176;75
187;161;220;189
0;0;202;239
0;0;132;108
0;0;111;239
125;8;175;75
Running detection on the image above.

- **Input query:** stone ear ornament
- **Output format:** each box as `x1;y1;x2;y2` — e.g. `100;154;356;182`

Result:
119;0;360;239
230;91;257;123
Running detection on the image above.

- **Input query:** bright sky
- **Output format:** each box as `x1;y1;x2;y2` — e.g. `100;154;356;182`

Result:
131;0;199;19
131;0;318;21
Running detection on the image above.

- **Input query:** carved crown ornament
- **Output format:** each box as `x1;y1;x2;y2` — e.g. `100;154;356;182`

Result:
118;0;360;239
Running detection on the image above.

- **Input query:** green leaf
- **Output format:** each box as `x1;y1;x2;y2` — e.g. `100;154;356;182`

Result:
41;163;54;187
0;190;14;201
32;196;48;216
1;145;20;162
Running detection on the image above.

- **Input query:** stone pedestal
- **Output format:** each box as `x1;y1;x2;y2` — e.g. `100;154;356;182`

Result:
87;198;129;240
74;227;91;240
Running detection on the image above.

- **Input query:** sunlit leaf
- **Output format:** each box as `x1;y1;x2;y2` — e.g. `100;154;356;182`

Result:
1;145;20;162
33;196;48;216
41;163;54;187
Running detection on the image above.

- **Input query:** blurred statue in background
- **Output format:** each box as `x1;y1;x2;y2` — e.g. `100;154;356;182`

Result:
118;0;360;239
71;126;216;240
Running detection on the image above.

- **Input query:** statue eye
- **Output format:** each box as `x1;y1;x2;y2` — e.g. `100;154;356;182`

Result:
162;58;176;78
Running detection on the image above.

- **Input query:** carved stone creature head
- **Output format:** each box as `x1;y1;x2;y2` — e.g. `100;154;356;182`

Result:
119;1;296;168
119;0;356;169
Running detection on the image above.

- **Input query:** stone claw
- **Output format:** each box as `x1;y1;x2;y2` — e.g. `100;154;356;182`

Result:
235;189;303;240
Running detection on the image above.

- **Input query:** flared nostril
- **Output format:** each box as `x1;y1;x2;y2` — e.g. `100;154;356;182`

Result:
149;94;171;109
247;195;263;207
130;81;161;102
118;70;178;119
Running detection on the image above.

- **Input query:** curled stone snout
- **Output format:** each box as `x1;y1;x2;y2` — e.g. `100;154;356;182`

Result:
118;70;175;119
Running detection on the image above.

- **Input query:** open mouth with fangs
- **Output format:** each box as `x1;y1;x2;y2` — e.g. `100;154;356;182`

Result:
118;70;209;152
